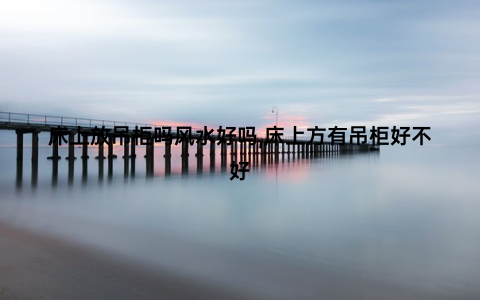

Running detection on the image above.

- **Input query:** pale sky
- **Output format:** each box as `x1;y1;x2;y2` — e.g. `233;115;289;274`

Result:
0;0;479;146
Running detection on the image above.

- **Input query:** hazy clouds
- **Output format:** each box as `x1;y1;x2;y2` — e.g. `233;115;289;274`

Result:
0;0;479;145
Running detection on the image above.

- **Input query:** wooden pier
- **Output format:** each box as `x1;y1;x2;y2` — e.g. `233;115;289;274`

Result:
1;112;378;179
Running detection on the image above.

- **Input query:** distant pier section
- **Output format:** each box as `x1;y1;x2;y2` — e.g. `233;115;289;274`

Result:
0;111;378;178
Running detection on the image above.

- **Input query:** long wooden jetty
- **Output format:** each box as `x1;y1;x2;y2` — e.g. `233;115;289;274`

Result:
1;111;378;178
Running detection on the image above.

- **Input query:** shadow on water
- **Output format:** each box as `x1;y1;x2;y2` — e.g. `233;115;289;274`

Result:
14;147;379;189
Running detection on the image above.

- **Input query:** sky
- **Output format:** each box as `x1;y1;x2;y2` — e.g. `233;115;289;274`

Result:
0;0;479;146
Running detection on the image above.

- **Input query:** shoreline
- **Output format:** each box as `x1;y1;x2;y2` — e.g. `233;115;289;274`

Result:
0;221;255;300
0;220;473;300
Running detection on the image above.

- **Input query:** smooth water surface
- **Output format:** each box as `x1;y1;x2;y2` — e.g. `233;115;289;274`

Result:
0;139;479;299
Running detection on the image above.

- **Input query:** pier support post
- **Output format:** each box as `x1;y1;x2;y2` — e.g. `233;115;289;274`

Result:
260;142;266;165
196;142;204;157
123;139;130;178
108;135;117;159
16;131;24;188
164;143;171;157
123;138;130;158
220;144;227;169
47;135;61;160
107;156;113;180
275;143;280;163
130;139;136;158
32;131;38;162
67;132;76;160
165;157;171;175
181;141;189;157
221;142;226;156
95;141;105;159
16;130;23;162
197;152;203;174
146;141;154;177
196;142;204;174
82;158;88;183
231;141;237;163
130;154;136;177
68;155;74;185
210;143;215;172
81;134;89;159
182;153;189;174
210;140;215;156
98;155;104;181
123;152;129;178
32;148;38;188
52;159;58;186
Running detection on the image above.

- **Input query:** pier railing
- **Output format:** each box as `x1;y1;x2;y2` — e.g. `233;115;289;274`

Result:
0;111;155;130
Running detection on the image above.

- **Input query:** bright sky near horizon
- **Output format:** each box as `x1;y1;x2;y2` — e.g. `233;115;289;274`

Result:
0;0;479;146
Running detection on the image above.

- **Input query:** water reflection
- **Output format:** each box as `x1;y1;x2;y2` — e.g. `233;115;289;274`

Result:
131;156;136;177
98;158;103;182
123;155;129;178
5;145;480;300
52;159;58;187
68;158;74;186
108;157;114;180
165;158;171;176
15;158;22;189
82;158;88;185
32;157;38;189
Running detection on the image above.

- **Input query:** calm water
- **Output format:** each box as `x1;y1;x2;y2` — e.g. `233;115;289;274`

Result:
0;138;479;299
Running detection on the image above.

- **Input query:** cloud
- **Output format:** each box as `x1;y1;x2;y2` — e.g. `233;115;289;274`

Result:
0;0;479;146
374;98;395;102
